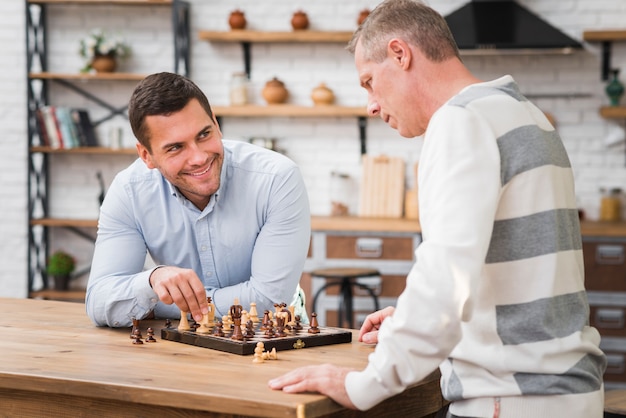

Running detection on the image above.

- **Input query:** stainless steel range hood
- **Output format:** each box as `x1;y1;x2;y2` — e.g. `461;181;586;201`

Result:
444;0;583;55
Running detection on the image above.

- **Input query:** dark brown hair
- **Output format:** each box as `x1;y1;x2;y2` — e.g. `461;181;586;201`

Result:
128;72;214;152
347;0;460;63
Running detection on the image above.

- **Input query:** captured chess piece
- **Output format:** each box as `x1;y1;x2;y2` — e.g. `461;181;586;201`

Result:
253;342;265;363
165;319;172;328
132;328;144;344
130;317;139;339
145;327;157;342
308;312;320;334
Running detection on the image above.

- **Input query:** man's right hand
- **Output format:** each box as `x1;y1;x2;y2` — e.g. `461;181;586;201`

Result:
358;306;395;344
149;266;209;322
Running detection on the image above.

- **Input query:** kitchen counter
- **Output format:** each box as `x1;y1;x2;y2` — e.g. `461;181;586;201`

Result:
312;216;626;237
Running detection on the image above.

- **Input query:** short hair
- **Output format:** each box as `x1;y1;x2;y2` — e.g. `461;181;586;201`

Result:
347;0;460;63
128;72;214;152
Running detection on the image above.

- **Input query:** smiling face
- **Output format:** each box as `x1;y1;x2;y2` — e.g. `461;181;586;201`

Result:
137;98;224;210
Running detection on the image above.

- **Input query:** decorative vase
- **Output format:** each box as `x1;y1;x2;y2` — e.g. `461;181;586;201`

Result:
605;68;624;106
311;82;335;105
262;77;288;104
91;54;117;73
52;274;70;291
357;9;370;25
291;11;309;31
228;9;247;30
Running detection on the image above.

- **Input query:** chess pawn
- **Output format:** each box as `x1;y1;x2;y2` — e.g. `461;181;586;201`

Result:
206;297;216;327
222;315;232;331
145;327;157;342
308;312;320;334
132;328;144;344
130;317;139;339
249;302;259;323
253;342;265;363
196;313;211;334
178;311;191;331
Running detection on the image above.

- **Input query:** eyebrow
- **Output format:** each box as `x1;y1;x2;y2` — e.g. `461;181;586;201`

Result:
159;124;213;151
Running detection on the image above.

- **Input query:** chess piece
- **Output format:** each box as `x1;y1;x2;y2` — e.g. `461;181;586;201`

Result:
249;302;259;323
145;327;157;342
206;297;215;327
165;319;172;328
132;328;144;344
308;312;320;334
130;317;139;339
231;318;244;341
212;321;225;337
261;310;271;330
197;313;211;334
222;315;233;331
253;342;265;363
293;315;303;332
178;311;191;331
245;320;255;338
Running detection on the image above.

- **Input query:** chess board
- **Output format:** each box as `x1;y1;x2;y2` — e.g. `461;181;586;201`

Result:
161;323;353;355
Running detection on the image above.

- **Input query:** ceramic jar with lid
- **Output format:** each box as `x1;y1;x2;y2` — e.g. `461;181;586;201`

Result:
262;77;288;104
228;9;247;30
357;9;370;25
311;83;335;106
229;72;249;105
291;10;309;30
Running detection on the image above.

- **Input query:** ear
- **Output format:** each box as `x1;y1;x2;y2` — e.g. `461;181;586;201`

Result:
388;38;412;70
136;142;156;169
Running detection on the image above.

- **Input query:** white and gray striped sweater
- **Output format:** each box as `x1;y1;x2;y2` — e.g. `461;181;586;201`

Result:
346;76;606;417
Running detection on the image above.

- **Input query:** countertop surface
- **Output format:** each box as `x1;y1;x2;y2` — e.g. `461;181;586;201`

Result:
311;216;626;237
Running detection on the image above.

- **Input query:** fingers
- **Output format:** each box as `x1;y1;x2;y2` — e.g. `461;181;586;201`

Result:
149;266;209;321
358;306;395;342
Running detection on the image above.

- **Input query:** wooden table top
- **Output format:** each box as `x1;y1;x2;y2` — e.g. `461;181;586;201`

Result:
0;298;444;418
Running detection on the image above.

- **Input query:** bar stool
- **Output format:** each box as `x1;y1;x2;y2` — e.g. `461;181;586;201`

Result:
311;267;380;329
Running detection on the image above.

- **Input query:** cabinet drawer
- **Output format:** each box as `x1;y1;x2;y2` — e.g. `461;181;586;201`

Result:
590;306;626;337
326;235;414;261
605;352;626;383
583;242;626;292
322;274;407;298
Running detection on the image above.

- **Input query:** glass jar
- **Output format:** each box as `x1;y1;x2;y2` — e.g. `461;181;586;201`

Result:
229;72;249;105
330;171;352;216
599;188;622;222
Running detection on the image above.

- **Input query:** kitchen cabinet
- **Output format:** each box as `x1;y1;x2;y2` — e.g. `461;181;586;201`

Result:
25;0;190;296
302;216;421;327
198;29;371;154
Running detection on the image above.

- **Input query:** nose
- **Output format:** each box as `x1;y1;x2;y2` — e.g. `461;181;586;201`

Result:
367;100;380;117
187;142;207;165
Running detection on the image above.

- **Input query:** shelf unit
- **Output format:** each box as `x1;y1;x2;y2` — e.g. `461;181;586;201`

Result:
198;29;371;154
583;30;626;81
25;0;190;296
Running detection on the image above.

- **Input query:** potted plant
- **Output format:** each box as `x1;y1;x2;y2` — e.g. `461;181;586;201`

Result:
46;250;76;291
79;29;131;73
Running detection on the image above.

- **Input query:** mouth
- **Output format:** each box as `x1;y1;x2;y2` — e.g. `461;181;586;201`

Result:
184;160;212;177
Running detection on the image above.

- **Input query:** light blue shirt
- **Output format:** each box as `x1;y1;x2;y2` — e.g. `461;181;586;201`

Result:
86;140;311;327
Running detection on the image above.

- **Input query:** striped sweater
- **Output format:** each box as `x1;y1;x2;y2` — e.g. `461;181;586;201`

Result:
345;76;606;417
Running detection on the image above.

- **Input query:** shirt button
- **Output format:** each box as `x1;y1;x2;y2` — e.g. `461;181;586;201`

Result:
201;246;207;251
151;298;157;303
206;272;212;277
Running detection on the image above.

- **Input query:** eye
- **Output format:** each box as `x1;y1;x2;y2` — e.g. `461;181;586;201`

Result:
167;144;182;153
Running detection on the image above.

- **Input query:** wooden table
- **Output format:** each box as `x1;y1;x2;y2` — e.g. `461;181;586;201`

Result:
0;298;445;417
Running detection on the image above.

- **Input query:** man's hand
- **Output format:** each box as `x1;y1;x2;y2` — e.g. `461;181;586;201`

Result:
268;364;357;409
358;306;395;344
149;266;208;321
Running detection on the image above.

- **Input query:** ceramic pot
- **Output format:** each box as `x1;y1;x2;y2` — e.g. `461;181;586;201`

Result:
291;11;309;30
262;77;288;104
52;274;70;291
91;54;116;73
311;82;335;105
228;9;247;30
357;9;370;25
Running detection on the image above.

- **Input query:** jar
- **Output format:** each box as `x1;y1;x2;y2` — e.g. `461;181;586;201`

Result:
311;82;335;106
357;9;370;26
600;188;622;222
330;171;353;216
291;11;309;31
229;72;249;105
228;10;247;30
262;77;288;104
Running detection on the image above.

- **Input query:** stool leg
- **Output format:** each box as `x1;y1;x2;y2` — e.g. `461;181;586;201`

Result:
312;280;341;325
356;283;380;312
340;278;354;329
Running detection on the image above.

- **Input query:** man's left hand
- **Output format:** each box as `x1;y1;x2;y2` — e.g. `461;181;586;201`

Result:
268;364;357;409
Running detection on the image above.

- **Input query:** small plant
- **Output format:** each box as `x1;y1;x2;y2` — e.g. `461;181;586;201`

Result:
46;250;76;277
78;29;131;72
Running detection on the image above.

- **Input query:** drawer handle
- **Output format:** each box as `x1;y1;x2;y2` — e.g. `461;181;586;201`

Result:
596;245;624;265
605;354;625;375
595;308;625;329
355;238;383;258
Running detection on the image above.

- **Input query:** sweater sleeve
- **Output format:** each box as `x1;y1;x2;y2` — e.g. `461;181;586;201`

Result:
345;105;503;410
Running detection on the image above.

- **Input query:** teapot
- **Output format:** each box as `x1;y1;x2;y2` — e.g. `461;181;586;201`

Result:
262;77;289;104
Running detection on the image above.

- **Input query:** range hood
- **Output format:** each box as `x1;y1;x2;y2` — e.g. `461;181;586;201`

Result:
444;0;583;54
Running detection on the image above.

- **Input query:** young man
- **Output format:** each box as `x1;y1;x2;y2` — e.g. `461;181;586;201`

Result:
86;72;310;328
269;1;606;416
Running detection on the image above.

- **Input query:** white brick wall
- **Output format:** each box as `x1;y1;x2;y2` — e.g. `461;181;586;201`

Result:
2;0;626;296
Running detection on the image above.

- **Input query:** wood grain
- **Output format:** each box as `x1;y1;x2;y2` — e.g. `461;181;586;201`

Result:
0;298;443;417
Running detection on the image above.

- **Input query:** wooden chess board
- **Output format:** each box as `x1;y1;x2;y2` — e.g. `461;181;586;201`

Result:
161;323;353;355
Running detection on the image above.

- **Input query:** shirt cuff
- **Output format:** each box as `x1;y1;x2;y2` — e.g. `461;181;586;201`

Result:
345;367;399;411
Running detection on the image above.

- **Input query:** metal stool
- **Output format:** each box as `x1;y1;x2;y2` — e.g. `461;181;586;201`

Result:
311;267;380;329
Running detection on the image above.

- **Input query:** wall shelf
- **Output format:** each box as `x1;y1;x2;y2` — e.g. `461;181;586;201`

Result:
583;29;626;80
599;106;626;119
29;72;146;81
30;146;137;155
30;218;98;228
213;104;367;118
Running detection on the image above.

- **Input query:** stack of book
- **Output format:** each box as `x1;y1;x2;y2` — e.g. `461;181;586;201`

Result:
35;106;98;149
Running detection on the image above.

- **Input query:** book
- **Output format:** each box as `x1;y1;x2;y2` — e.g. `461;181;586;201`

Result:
55;107;79;148
39;106;61;149
70;108;98;147
34;108;50;147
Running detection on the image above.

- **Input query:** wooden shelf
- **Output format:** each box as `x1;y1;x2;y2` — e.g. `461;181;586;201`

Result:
198;30;354;44
599;106;626;119
30;146;137;155
29;289;86;302
583;30;626;42
30;218;98;228
28;0;172;5
213;104;367;118
29;72;146;81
